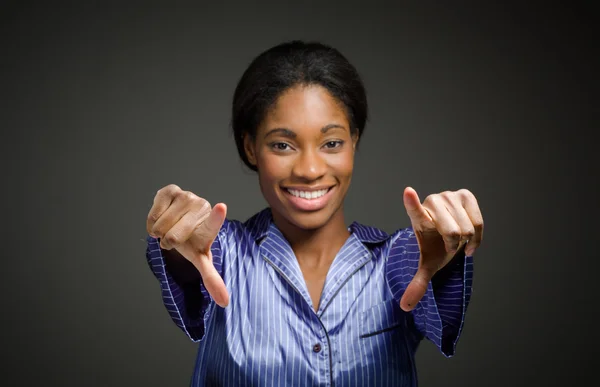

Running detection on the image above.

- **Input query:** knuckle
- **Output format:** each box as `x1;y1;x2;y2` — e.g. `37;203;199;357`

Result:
199;199;211;212
460;189;477;203
167;183;181;192
151;226;163;238
174;189;188;200
167;185;182;198
442;191;459;204
445;229;461;240
184;191;196;200
147;211;160;222
158;184;177;195
178;190;200;205
165;232;180;246
424;194;438;205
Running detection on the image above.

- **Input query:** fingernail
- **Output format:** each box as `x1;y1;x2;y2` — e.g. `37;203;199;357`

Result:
216;298;229;308
214;289;228;308
401;303;413;312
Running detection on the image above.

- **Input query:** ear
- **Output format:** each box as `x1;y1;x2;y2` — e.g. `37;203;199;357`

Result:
351;131;360;150
243;134;257;166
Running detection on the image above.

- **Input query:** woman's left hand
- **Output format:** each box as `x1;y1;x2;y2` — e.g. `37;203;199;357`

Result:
400;187;484;312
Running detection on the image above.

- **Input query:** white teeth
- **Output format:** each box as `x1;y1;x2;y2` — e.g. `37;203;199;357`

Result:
287;188;329;199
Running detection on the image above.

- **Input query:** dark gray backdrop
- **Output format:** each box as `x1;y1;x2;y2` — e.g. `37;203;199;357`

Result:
2;1;596;386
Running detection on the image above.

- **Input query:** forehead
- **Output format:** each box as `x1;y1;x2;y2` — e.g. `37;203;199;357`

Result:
261;85;349;131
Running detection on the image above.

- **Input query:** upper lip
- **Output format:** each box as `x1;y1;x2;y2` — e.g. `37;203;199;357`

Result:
282;186;334;191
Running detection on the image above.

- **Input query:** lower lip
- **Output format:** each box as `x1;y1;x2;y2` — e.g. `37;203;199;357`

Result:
283;187;335;212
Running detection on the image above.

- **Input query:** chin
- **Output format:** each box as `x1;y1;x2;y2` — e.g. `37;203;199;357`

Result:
274;200;344;232
284;210;333;230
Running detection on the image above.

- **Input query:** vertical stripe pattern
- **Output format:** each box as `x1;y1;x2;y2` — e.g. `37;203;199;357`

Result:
146;208;474;386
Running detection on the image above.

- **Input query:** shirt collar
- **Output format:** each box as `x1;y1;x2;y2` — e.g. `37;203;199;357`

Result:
244;207;390;245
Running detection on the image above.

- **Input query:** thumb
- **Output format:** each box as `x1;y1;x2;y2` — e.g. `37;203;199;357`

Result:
188;203;229;307
191;203;227;248
399;265;436;312
403;187;431;226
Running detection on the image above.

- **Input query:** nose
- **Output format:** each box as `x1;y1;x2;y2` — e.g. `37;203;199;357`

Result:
292;148;327;181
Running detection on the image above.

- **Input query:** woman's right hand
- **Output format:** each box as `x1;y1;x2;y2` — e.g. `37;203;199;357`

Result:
146;184;229;307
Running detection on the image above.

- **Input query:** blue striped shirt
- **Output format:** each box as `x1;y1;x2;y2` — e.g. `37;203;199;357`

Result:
146;208;474;386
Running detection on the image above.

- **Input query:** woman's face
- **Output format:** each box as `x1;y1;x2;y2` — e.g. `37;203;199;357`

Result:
244;84;358;231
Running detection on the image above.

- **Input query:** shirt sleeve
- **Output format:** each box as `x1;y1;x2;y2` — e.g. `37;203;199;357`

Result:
385;228;474;357
145;222;229;343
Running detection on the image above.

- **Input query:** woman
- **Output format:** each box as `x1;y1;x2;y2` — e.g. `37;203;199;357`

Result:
145;40;483;386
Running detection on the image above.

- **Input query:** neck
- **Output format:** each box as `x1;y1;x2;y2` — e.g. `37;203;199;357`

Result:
272;207;350;266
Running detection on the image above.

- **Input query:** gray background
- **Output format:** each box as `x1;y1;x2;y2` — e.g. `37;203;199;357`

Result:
1;1;596;386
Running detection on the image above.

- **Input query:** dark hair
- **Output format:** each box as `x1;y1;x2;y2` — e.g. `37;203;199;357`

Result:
231;40;368;171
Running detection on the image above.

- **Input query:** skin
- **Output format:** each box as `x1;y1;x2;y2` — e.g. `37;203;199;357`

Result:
243;84;359;311
146;84;484;313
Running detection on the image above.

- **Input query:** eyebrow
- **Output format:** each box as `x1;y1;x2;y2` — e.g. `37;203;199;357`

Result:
264;124;346;139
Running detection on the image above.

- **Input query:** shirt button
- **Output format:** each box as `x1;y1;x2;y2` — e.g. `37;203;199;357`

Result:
313;343;321;353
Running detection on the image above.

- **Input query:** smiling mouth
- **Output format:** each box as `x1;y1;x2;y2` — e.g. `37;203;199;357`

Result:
285;188;330;200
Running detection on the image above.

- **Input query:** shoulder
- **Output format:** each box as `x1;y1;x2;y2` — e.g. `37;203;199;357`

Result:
217;207;272;244
349;221;418;264
349;221;414;246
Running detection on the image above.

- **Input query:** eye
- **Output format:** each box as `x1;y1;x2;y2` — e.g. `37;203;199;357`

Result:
323;140;344;149
271;142;291;151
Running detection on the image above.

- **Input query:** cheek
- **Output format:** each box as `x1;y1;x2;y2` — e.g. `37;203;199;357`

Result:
257;152;290;184
329;151;355;178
